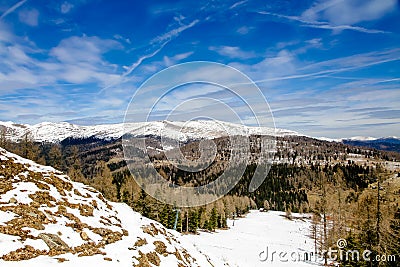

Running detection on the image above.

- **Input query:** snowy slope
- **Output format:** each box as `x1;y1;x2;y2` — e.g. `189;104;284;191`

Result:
0;120;301;143
0;147;217;266
342;136;378;141
181;210;323;267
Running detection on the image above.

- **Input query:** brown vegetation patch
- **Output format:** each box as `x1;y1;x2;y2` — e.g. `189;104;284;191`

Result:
153;241;168;256
29;191;56;207
141;223;160;237
74;242;105;257
1;245;46;261
0;179;13;194
91;227;123;244
79;203;94;216
56;257;68;263
134;250;160;267
134;237;147;247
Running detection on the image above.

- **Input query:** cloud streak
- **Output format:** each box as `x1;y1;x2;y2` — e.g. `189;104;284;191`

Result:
251;49;400;84
302;0;397;26
0;0;27;20
151;19;199;44
98;19;200;94
210;46;256;59
258;11;388;34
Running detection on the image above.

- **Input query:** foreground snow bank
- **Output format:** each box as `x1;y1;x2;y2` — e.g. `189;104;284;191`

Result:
181;210;322;267
0;148;214;266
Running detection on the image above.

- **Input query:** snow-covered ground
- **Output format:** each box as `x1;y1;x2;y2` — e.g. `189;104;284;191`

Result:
0;148;214;267
181;210;322;267
1;203;215;267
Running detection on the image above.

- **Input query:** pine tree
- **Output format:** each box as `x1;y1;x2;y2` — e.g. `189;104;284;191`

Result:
112;172;125;201
209;206;218;231
135;188;150;217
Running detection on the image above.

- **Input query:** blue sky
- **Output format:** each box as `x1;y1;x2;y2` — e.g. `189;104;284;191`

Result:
0;0;399;138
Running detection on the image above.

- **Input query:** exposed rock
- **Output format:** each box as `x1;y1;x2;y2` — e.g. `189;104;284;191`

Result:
38;233;70;251
80;231;90;241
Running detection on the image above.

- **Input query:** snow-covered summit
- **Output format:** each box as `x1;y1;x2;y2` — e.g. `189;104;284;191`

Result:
0;147;215;266
342;136;378;141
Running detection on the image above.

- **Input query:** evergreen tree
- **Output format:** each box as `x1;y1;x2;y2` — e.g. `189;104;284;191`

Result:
209;206;218;231
112;172;125;201
135;188;150;217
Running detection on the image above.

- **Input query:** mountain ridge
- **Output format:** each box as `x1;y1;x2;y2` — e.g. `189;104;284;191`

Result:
2;120;399;153
0;120;300;143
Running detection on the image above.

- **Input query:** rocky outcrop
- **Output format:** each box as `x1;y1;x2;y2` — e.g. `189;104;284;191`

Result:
38;233;70;251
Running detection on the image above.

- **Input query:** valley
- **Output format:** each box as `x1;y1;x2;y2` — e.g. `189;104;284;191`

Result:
1;120;399;266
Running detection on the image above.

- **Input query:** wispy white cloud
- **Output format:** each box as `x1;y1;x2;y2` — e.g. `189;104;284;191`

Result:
0;29;122;94
258;11;388;34
50;35;119;64
113;34;131;44
98;20;200;94
225;49;400;94
209;46;256;59
236;26;252;34
0;0;27;20
163;51;193;66
302;23;388;34
47;36;122;85
252;49;400;83
18;8;39;26
122;41;169;78
150;19;199;44
302;0;397;25
230;49;298;82
299;48;400;73
60;2;74;14
229;0;247;10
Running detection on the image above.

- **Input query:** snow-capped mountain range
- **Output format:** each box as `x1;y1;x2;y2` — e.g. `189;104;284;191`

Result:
1;120;398;148
0;120;300;143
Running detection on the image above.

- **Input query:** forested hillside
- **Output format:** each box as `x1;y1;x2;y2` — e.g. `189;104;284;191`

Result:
2;133;400;266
